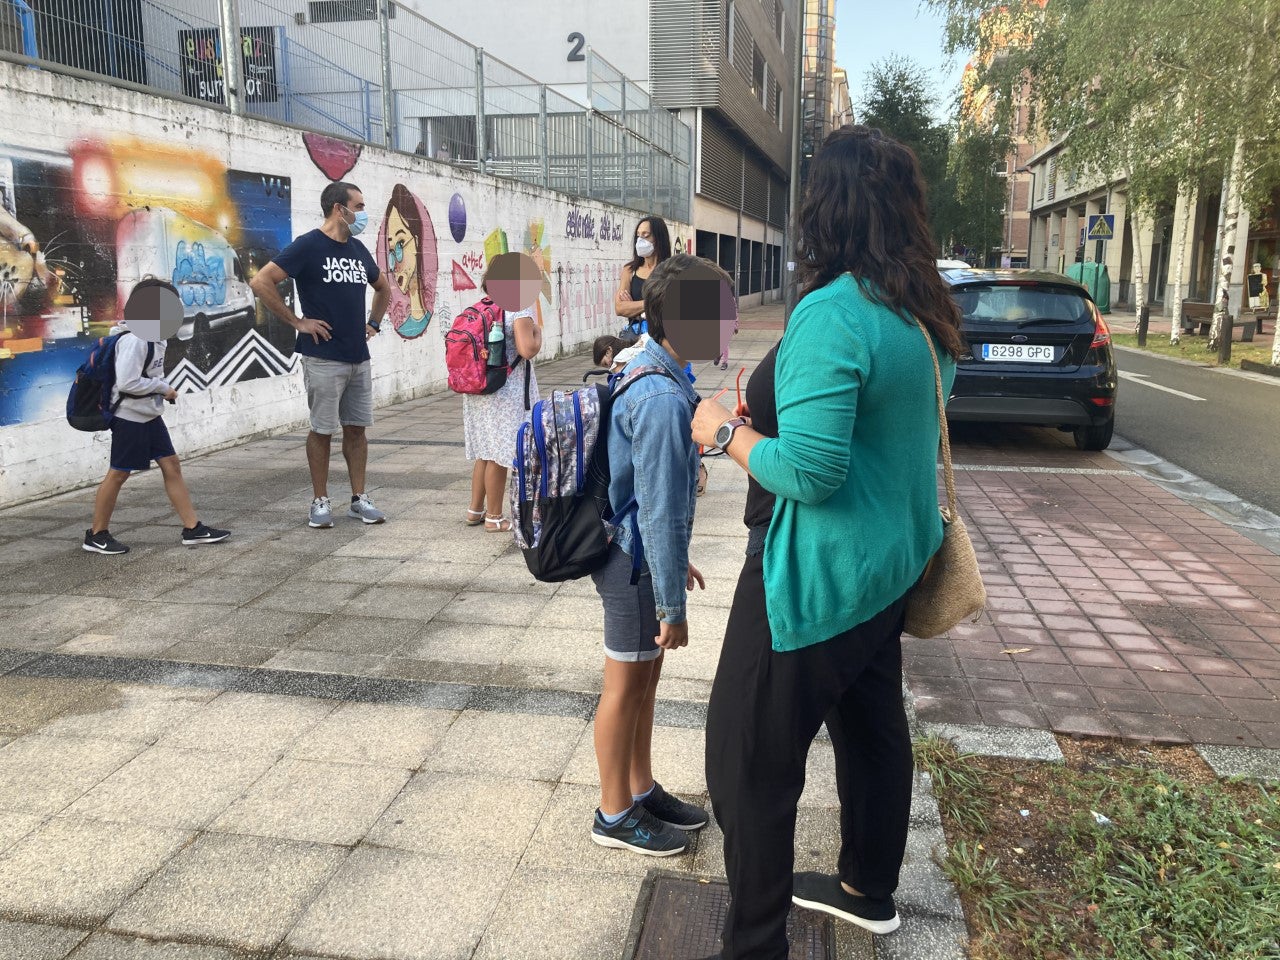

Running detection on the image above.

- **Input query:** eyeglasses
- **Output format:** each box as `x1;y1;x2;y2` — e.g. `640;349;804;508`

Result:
388;240;406;265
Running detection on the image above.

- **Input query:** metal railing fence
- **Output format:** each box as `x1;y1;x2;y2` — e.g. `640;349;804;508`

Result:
1;0;691;222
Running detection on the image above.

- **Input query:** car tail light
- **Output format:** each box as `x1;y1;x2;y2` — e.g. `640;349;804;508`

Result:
1090;397;1114;406
1090;306;1111;348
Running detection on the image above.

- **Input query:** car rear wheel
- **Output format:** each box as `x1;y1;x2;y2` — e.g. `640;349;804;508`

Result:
1073;417;1114;451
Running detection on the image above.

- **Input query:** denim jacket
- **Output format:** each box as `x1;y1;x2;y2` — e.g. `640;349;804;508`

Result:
606;338;701;625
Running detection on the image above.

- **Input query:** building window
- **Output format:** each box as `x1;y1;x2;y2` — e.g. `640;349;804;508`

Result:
725;1;734;60
752;44;764;97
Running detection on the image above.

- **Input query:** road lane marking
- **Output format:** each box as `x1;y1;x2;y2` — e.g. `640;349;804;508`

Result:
1118;371;1206;401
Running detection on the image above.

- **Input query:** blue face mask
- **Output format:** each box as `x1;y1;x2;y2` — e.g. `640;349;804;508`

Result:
343;205;368;236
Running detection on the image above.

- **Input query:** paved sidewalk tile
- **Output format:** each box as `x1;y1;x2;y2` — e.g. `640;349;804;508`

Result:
366;772;552;862
285;701;456;768
107;834;347;952
64;932;241;958
0;817;190;923
0;921;87;960
210;758;409;845
0;734;142;816
285;846;514;960
471;868;637;960
63;746;275;829
422;709;585;781
157;692;336;756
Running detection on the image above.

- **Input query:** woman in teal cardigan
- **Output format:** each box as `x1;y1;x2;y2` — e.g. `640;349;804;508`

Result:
691;125;967;958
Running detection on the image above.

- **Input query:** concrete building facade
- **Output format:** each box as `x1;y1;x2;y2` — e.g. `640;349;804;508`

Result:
418;0;799;305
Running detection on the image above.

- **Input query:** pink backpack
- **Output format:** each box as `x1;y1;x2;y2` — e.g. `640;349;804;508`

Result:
445;297;509;395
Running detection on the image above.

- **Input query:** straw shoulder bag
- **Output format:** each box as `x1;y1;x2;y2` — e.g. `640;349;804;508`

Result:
903;320;987;639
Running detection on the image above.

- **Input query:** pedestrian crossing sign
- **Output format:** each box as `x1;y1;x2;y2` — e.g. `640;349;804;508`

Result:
1087;214;1115;241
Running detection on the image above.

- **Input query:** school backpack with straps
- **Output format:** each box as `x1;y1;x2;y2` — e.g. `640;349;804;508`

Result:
445;297;531;409
65;333;155;432
510;365;677;583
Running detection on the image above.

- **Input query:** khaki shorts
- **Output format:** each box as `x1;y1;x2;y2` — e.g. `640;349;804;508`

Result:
302;357;373;435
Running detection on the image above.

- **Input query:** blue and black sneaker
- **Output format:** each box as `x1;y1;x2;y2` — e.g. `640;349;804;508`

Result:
640;782;709;831
591;803;688;857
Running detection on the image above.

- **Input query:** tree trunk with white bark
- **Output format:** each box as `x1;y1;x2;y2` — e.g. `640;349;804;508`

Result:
1209;135;1246;351
1169;186;1196;344
1129;204;1147;333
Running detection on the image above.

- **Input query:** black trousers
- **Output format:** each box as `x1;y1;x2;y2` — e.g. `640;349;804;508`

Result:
705;553;914;960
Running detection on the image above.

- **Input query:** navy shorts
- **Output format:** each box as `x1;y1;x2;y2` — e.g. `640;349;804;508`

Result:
109;417;176;473
591;543;662;663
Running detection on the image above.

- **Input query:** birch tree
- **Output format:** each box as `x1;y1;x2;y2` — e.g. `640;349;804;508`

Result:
929;0;1280;350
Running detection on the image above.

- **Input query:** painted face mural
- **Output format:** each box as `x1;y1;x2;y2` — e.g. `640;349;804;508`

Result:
377;183;438;339
0;137;293;426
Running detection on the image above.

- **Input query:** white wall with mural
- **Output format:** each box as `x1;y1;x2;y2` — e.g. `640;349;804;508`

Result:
0;60;687;507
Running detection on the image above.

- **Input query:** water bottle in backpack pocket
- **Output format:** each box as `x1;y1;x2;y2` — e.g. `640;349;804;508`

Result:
445;297;512;395
65;333;155;432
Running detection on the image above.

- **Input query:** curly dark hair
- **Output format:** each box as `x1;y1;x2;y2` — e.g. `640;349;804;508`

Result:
796;125;965;359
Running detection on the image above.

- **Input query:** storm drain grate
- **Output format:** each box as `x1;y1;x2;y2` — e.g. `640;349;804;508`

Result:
623;872;834;960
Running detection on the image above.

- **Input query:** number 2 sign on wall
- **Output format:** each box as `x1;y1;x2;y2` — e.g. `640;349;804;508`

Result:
567;32;585;62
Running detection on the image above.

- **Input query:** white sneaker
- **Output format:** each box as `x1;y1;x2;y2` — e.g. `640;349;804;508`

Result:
348;493;386;524
309;496;334;528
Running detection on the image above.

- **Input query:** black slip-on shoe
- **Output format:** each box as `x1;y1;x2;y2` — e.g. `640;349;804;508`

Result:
791;871;900;935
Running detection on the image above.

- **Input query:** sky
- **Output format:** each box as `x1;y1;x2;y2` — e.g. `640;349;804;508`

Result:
834;0;969;124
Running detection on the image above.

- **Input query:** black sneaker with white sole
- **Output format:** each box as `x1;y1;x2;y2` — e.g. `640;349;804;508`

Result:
640;782;709;831
791;872;900;935
591;803;688;857
181;522;230;546
83;529;129;555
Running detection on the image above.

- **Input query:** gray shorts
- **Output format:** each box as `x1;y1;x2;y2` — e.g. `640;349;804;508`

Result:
591;543;662;663
302;357;373;435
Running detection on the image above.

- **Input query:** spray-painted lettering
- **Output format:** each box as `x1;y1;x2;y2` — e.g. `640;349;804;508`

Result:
565;205;596;241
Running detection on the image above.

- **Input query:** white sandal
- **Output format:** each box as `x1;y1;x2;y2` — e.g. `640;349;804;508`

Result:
484;514;512;533
465;508;485;527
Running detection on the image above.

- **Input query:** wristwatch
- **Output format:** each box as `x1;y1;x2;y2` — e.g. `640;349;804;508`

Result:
714;417;747;452
366;320;380;333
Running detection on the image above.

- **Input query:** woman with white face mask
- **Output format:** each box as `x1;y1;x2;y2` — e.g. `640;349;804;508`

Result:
612;215;709;494
614;216;673;331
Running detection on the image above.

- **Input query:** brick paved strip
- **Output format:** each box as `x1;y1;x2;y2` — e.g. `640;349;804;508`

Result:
911;434;1280;750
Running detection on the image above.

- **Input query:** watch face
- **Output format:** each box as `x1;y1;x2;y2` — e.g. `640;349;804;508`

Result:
715;423;732;447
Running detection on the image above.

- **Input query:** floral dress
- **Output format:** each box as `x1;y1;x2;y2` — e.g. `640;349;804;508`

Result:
462;308;540;463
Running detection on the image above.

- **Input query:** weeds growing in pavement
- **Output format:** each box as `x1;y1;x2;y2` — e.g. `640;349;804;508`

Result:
915;737;1280;960
915;735;993;833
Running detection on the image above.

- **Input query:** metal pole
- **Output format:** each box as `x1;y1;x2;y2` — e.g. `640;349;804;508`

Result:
585;49;594;199
737;151;745;298
378;0;394;148
217;0;244;115
616;80;622;208
539;85;550;188
475;48;487;175
649;103;657;214
784;0;804;320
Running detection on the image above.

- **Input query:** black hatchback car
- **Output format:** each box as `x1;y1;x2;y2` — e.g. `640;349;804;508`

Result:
940;268;1118;451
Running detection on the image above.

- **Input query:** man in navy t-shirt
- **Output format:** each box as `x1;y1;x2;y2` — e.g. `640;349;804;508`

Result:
251;181;392;529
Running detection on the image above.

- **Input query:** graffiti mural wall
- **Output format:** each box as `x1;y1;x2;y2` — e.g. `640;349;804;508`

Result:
0;59;688;506
0;137;295;424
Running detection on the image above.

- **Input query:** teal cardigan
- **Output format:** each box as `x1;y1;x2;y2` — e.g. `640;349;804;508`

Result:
747;274;957;652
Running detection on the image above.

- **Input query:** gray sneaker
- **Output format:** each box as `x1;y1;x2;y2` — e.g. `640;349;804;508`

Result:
308;496;334;528
348;493;386;524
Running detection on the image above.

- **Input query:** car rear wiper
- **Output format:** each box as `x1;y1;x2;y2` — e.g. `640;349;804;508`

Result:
1016;317;1078;328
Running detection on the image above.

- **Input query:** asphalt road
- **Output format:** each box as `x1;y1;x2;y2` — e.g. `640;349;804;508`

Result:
1112;347;1280;515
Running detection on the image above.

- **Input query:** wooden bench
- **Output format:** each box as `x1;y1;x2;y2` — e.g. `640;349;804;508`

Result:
1181;301;1216;336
